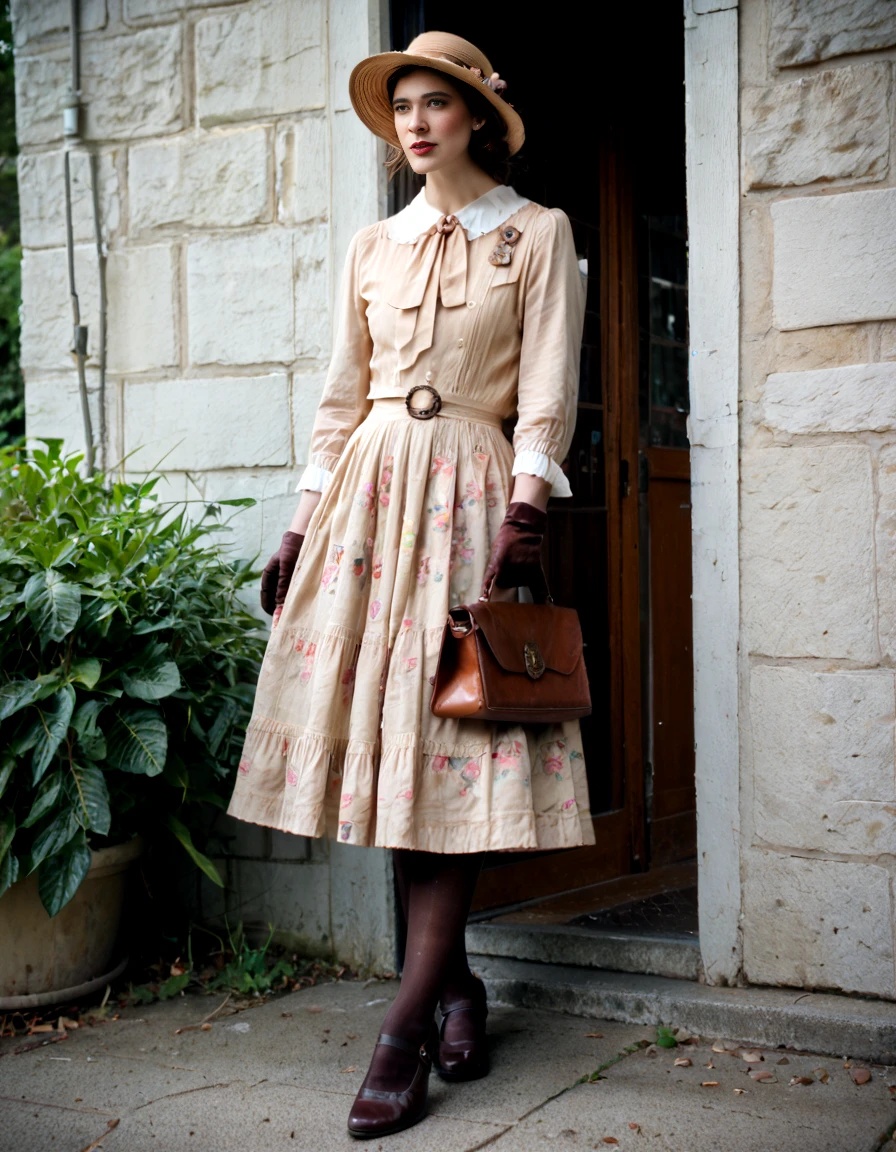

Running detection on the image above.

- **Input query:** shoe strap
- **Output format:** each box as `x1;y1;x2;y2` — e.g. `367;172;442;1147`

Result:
440;998;478;1016
375;1031;425;1057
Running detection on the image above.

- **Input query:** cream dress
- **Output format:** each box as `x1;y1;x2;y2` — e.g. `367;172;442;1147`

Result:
226;185;596;854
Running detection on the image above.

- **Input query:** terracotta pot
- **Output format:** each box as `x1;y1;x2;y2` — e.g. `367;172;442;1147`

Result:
0;835;143;1008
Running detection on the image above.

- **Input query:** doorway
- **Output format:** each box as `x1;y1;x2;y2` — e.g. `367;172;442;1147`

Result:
389;4;695;933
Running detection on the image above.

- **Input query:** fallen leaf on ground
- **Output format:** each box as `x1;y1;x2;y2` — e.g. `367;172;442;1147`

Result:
741;1050;763;1063
305;1006;324;1013
584;1033;604;1038
340;1065;357;1073
776;1056;790;1065
812;1067;830;1083
628;1123;640;1131
200;1023;212;1031
644;1045;658;1058
711;1041;727;1053
345;1033;358;1040
674;1057;692;1067
850;1067;871;1085
733;1088;746;1095
704;1062;715;1069
57;1017;79;1030
601;1139;618;1145
789;1075;815;1086
27;1024;56;1034
701;1081;719;1087
281;1012;293;1018
749;1069;776;1082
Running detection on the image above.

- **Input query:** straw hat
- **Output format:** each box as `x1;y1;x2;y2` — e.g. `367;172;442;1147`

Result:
349;31;525;157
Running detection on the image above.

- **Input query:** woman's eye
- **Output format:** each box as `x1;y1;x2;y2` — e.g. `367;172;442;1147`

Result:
429;99;445;107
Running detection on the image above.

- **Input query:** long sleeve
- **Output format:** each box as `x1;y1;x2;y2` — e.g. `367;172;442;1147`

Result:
512;208;585;499
296;230;374;493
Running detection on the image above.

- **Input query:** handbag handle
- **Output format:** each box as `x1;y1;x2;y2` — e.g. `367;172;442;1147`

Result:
478;568;554;605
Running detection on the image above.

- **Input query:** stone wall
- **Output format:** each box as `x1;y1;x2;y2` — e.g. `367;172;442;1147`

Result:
739;0;896;999
12;0;395;972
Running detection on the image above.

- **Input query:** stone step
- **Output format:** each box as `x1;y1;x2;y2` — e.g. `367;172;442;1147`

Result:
465;922;701;981
469;954;896;1065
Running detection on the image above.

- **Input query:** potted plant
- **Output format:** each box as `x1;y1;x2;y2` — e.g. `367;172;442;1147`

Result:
0;441;266;1006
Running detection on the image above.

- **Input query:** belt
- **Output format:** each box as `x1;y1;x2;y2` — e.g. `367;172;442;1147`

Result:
368;393;504;428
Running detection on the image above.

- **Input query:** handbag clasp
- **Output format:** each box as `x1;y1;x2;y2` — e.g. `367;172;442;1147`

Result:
523;640;546;680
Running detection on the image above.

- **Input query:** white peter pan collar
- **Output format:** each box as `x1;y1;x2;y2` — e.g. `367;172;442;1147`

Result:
386;185;531;244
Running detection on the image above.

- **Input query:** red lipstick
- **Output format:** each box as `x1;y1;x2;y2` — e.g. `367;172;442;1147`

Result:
411;141;436;155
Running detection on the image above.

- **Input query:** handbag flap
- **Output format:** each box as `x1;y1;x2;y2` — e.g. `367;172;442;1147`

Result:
467;602;583;676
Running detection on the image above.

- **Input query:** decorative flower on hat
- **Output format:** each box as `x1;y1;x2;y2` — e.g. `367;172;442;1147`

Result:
470;66;509;99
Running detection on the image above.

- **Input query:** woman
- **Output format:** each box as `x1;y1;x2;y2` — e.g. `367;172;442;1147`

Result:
226;30;594;1138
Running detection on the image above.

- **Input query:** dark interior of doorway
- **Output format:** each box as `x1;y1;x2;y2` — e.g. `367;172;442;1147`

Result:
388;3;696;949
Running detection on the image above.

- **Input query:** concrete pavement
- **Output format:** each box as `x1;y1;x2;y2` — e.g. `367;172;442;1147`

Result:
1;976;894;1152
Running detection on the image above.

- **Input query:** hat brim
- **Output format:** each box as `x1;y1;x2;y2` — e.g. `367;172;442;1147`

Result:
349;51;525;157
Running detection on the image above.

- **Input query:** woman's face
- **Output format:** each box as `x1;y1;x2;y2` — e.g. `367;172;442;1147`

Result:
391;69;481;175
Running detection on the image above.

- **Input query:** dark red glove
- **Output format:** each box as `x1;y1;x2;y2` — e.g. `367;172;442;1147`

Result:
260;531;305;615
481;501;549;602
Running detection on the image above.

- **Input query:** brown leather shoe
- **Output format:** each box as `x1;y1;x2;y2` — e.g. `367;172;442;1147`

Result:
435;975;490;1081
347;1023;437;1139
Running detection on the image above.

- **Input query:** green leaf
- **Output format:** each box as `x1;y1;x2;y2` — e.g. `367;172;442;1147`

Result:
38;830;91;916
70;763;111;835
31;685;76;785
655;1026;678;1049
0;678;42;721
0;809;15;865
121;660;181;702
0;755;13;801
165;814;223;887
69;657;102;690
0;852;20;899
21;770;63;828
24;570;81;644
215;498;257;507
133;615;176;635
158;970;191;999
107;708;167;776
29;809;78;871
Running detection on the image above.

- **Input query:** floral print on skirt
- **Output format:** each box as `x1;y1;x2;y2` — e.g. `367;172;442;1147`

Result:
226;402;595;853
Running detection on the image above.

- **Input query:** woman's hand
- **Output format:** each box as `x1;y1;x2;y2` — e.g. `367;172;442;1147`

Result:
480;500;550;602
261;530;305;617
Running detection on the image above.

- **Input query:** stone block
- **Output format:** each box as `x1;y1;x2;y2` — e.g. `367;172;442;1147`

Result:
770;0;896;67
11;0;105;46
106;246;178;374
762;361;896;435
130;128;271;233
18;149;121;250
881;321;896;361
15;25;183;147
294;225;329;360
331;108;381;271
329;0;376;114
878;444;896;662
187;231;294;366
189;468;302;563
125;0;241;17
741;445;876;660
750;666;896;856
196;0;325;126
743;852;894;998
292;371;326;464
20;246;100;373
772;188;896;330
743;64;889;189
277;116;328;224
122;375;290;472
24;374;119;463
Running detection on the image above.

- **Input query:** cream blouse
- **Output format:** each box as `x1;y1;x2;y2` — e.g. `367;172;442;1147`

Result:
297;185;585;499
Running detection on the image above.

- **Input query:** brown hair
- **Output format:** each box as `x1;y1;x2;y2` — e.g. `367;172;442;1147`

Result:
385;65;513;184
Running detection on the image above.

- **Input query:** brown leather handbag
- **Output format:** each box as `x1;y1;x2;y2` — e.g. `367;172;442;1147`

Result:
430;583;592;725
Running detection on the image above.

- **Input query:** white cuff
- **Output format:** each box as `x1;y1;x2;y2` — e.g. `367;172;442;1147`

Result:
295;463;334;494
512;450;572;499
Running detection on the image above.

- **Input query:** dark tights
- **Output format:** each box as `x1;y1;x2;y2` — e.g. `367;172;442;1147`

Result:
362;848;483;1092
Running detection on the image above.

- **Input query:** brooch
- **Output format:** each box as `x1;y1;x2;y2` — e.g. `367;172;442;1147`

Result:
489;225;521;266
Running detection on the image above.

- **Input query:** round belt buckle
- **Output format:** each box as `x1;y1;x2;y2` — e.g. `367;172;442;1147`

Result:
405;383;442;420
